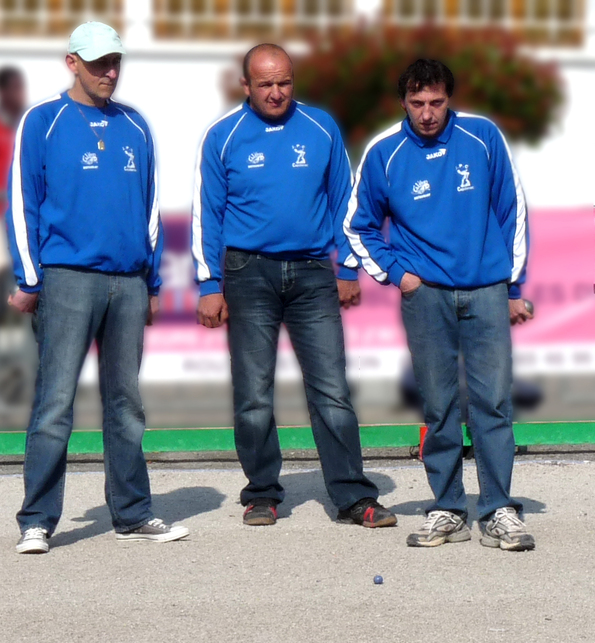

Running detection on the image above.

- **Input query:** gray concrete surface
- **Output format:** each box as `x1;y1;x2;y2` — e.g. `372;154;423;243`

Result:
1;458;594;643
3;375;595;430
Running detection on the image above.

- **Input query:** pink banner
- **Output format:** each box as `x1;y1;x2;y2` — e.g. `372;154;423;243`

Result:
149;207;594;354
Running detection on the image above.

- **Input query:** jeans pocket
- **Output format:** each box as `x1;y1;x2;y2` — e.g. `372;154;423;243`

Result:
401;283;424;300
225;250;253;272
309;259;334;271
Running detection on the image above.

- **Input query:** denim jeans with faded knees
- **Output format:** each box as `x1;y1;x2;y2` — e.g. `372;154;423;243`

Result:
17;268;154;535
224;250;378;511
400;281;522;523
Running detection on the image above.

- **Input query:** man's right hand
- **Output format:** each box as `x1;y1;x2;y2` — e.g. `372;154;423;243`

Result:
8;289;38;313
197;293;229;328
399;272;422;295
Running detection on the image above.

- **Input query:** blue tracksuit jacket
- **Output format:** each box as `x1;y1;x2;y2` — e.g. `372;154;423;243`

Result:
191;100;358;295
6;93;163;294
344;110;528;298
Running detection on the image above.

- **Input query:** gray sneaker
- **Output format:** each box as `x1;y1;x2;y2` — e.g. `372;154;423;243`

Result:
116;518;189;543
480;507;535;551
406;510;472;547
16;527;49;554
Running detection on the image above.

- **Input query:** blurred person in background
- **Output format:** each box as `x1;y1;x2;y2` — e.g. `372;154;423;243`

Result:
0;66;25;209
345;59;535;551
6;21;189;554
192;43;396;529
0;67;26;317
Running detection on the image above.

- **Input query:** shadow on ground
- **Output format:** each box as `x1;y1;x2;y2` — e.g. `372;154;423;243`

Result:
390;495;547;525
276;469;397;521
49;486;225;548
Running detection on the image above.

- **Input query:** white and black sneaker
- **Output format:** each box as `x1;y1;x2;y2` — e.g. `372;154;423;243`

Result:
406;510;472;547
116;518;189;543
480;507;535;551
16;527;49;554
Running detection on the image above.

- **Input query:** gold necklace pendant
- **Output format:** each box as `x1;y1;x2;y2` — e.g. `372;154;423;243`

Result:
73;101;106;151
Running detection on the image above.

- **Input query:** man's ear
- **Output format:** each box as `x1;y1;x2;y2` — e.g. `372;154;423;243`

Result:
65;54;79;75
240;76;250;98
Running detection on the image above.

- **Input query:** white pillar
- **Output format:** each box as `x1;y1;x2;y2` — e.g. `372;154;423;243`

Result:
123;0;153;47
585;0;595;55
354;0;382;20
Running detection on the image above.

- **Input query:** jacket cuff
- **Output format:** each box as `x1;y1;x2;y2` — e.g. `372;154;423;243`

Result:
508;283;521;300
199;279;222;296
387;263;406;288
19;283;42;294
337;265;359;281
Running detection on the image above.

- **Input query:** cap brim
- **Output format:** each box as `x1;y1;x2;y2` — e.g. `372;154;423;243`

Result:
73;44;126;62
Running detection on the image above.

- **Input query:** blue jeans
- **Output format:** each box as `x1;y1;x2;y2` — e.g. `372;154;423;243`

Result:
17;268;154;535
400;281;522;523
224;250;378;511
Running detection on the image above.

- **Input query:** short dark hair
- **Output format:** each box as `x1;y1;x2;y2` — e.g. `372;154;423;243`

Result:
397;59;454;100
0;67;23;91
242;43;292;82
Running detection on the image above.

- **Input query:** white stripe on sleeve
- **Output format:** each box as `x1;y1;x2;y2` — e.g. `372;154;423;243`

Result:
11;95;61;288
343;122;403;283
192;104;243;283
149;163;160;251
497;130;528;282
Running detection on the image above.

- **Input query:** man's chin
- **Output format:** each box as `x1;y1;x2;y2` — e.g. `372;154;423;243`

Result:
416;125;439;138
265;105;289;119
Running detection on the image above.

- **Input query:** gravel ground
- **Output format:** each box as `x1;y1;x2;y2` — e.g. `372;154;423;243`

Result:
1;457;594;643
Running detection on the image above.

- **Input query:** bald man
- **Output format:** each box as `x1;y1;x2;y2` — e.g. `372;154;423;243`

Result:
192;44;396;528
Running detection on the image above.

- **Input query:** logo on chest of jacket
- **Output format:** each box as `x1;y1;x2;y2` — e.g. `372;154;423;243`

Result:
426;148;447;160
81;152;99;169
123;146;137;172
412;180;431;200
292;144;308;167
456;164;474;192
248;152;265;168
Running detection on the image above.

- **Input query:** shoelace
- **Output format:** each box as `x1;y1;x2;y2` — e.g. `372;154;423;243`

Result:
491;508;525;533
146;518;166;530
24;527;47;539
422;510;458;531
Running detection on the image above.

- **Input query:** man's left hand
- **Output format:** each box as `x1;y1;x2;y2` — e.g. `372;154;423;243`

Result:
146;295;159;326
509;298;533;326
337;279;361;309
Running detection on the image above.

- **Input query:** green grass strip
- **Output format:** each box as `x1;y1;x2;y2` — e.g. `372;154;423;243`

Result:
1;422;595;456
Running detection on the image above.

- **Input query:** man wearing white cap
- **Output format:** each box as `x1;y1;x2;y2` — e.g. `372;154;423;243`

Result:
6;22;189;553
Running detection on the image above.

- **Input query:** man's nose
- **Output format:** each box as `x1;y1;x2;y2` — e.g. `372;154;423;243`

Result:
421;105;432;120
270;84;282;99
105;67;118;79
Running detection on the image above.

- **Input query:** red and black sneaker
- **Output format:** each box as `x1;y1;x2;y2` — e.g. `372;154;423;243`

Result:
243;498;279;526
337;498;397;528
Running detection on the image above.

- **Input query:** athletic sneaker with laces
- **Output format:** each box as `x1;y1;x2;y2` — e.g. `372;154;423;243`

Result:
337;497;397;528
480;507;535;551
243;498;278;526
116;518;189;542
406;510;472;547
16;527;50;554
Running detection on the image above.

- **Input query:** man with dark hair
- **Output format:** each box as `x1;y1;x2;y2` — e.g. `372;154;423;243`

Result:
396;58;455;101
192;43;396;529
345;59;535;551
6;22;189;553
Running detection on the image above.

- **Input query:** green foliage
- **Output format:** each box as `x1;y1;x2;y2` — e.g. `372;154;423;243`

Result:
289;26;564;149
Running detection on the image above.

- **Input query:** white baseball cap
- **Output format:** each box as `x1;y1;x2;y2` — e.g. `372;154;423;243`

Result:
68;22;126;61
